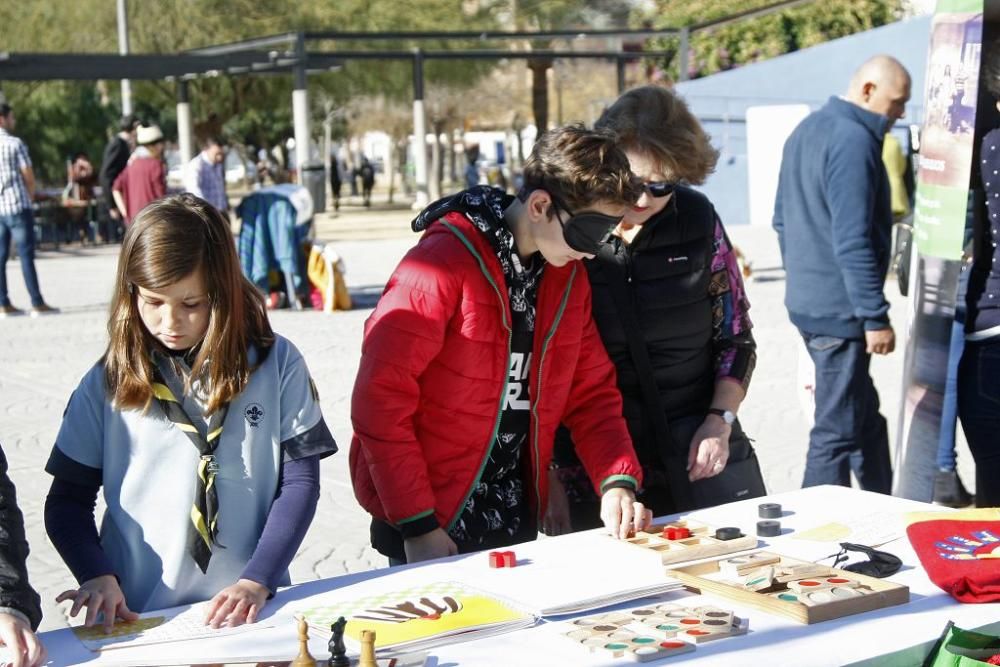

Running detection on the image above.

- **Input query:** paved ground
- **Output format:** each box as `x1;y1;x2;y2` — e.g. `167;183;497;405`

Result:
0;198;975;632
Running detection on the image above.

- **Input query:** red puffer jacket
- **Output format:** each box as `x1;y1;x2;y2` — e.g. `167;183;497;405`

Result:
350;212;642;534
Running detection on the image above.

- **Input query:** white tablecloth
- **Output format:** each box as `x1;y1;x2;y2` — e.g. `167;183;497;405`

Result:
37;486;1000;666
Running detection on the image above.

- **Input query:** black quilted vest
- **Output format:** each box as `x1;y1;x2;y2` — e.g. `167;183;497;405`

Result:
586;186;717;453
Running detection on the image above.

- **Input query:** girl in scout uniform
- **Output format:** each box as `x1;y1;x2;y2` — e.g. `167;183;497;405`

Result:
44;194;336;631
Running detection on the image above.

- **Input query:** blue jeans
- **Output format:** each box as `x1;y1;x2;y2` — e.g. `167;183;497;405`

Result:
937;264;971;471
801;332;892;493
0;209;44;307
957;339;1000;506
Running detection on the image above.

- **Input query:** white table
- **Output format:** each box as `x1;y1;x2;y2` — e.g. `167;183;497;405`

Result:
37;486;1000;666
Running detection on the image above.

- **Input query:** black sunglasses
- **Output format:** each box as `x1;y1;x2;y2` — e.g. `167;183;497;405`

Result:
644;181;679;198
547;193;623;255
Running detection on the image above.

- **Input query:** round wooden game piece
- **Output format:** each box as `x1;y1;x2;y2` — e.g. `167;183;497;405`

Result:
714;526;744;540
756;520;781;537
758;502;782;519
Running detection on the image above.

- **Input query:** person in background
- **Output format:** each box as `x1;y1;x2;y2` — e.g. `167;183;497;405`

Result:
358;156;375;208
773;55;911;494
0;102;57;318
183;136;229;216
0;444;45;667
545;86;757;533
62;152;98;243
111;124;166;225
957;39;1000;508
99;115;138;234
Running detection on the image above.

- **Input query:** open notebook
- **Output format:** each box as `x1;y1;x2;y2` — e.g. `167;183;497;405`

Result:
441;531;686;616
297;581;537;656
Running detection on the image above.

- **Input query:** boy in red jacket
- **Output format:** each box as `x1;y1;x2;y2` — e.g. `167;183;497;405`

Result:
351;124;651;564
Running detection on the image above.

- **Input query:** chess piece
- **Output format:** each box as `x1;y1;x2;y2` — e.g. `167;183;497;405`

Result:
359;629;377;667
291;615;317;667
328;616;350;667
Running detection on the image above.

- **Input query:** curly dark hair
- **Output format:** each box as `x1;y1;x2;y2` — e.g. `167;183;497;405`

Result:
596;85;719;185
521;123;643;212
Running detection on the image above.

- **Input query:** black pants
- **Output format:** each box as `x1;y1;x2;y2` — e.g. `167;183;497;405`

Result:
957;338;1000;506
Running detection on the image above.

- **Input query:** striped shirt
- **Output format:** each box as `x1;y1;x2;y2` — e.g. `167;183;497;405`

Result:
183;153;227;212
0;128;31;216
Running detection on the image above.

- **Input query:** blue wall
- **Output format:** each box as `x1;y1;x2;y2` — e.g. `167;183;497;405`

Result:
675;15;933;225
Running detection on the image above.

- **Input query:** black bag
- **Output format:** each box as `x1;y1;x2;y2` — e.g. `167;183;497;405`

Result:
606;261;766;512
891;220;914;297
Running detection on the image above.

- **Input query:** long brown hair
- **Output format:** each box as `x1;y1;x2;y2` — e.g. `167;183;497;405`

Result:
596;85;719;185
104;194;274;413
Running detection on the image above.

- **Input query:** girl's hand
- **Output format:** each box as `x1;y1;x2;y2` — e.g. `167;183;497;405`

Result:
542;470;573;536
0;612;46;667
600;488;652;539
204;579;270;629
55;574;138;633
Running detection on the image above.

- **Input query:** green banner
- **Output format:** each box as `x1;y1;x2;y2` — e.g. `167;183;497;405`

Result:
914;184;968;259
935;0;982;13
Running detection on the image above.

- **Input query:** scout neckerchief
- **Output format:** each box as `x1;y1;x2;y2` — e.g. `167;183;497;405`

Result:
150;359;228;573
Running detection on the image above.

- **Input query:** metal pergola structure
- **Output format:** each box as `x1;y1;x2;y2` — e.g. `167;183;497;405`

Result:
0;0;817;202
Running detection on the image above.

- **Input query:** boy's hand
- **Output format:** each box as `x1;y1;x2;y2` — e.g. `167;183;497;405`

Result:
204;579;270;628
600;488;652;539
0;612;45;667
403;528;458;564
56;574;138;633
543;470;573;536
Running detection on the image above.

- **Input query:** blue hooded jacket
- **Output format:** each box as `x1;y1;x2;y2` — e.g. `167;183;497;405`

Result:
773;96;893;339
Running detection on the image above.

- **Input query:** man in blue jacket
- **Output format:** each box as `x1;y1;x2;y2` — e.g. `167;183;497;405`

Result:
773;55;910;494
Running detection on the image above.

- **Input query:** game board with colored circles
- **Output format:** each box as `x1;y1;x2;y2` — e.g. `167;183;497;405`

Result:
560;602;749;661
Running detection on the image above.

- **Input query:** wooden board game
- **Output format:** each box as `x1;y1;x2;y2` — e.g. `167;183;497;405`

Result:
560;602;748;662
616;519;758;566
665;551;909;624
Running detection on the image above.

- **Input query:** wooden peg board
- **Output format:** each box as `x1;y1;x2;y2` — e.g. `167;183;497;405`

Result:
665;551;909;624
617;519;758;566
560;602;748;661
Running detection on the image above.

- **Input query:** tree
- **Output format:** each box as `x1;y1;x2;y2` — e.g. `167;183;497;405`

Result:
636;0;906;81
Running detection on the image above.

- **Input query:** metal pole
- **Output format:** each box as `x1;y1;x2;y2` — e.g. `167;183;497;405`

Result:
117;0;133;115
412;48;429;209
616;57;626;94
292;33;310;185
176;80;193;164
679;27;690;82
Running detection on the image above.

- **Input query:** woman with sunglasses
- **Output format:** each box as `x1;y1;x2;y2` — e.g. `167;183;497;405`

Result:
546;86;758;533
350;124;653;565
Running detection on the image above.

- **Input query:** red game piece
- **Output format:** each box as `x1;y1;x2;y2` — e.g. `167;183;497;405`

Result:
488;550;517;568
663;526;691;540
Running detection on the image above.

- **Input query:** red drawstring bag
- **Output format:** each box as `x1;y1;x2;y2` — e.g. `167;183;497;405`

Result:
906;519;1000;603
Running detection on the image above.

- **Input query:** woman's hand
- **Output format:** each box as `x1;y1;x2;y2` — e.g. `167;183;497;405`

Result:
542;470;573;536
204;579;270;629
687;415;731;481
600;488;652;539
55;574;138;633
0;612;45;667
403;528;459;564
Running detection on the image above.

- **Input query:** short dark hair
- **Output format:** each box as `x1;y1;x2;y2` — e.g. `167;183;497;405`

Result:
985;39;1000;100
521;123;642;212
203;136;227;149
119;114;139;132
0;103;12;119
